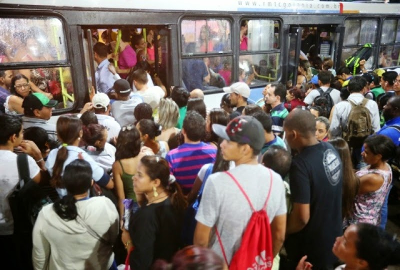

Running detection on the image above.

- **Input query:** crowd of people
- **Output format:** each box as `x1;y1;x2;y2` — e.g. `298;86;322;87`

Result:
2;30;400;270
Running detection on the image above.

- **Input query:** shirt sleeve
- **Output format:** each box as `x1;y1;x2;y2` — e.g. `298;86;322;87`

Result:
82;152;110;186
195;174;220;227
197;164;210;182
32;209;51;270
304;90;318;105
329;104;342;138
289;158;311;204
27;155;40;179
370;101;381;133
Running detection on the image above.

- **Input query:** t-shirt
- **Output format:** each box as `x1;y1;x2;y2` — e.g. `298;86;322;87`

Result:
111;95;143;127
166;142;217;194
136;86;165;110
0;86;10;113
371;86;385;100
118;45;137;79
196;164;286;264
96;114;121;142
258;135;287;162
176;106;187;129
129;198;182;269
304;86;341;105
285;142;343;269
0;151;40;235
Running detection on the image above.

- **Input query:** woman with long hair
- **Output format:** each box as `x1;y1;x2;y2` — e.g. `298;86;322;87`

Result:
156;98;180;142
112;125;145;226
204;108;229;147
137;119;169;158
121;156;187;269
187;98;207;120
329;138;360;221
344;135;395;228
32;159;119;270
45;115;114;197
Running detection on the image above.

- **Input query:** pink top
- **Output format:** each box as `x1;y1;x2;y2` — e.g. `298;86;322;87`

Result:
344;164;392;227
199;41;214;53
218;69;231;86
240;36;248;51
118;45;137;79
147;46;155;61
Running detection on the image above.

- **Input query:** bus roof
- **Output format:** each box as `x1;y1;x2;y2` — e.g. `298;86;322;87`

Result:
1;0;400;14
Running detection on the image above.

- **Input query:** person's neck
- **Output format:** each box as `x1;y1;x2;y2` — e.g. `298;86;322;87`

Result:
144;139;160;154
369;160;387;170
296;137;319;152
96;57;107;65
138;84;148;92
237;100;247;108
321;84;330;88
234;155;258;166
118;96;130;101
0;83;7;90
384;85;393;92
145;189;167;204
0;142;14;151
265;132;275;144
120;41;128;51
271;101;281;109
184;139;201;144
74;191;89;201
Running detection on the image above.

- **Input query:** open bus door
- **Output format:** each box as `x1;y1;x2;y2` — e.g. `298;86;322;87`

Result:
287;24;344;90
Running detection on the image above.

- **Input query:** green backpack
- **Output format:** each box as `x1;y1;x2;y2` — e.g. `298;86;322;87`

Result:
345;43;373;75
342;98;373;147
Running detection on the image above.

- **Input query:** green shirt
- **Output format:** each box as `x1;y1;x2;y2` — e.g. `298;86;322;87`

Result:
176;106;187;129
371;86;385;100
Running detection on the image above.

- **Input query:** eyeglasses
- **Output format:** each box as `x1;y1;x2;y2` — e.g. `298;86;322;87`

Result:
15;83;30;89
122;124;134;131
394;80;400;84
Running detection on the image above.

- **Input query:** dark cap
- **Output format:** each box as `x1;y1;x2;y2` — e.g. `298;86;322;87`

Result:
22;93;58;113
113;79;131;95
212;115;264;151
361;73;373;84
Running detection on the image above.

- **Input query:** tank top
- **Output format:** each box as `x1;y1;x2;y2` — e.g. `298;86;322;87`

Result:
156;141;168;158
344;164;392;227
118;160;136;201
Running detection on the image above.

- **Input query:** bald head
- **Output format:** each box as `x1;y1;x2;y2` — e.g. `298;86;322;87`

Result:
190;89;204;100
284;108;316;137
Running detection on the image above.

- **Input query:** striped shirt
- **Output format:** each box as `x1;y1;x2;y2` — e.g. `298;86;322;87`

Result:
166;142;217;194
22;116;57;141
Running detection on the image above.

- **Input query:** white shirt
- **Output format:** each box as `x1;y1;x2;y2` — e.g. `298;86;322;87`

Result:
304;86;341;105
330;93;380;138
96;114;121;142
0;151;40;235
136;86;165;110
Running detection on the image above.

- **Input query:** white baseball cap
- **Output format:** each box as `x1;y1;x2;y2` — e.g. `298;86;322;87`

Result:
223;82;250;98
92;93;110;109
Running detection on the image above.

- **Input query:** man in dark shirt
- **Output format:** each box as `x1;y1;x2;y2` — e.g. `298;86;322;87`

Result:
283;109;343;269
0;70;13;113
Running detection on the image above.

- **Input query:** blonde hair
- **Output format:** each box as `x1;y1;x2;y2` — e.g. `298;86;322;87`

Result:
158;98;180;129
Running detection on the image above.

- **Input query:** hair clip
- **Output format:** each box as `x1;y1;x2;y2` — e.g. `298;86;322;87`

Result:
168;175;176;184
158;125;163;131
62;143;68;147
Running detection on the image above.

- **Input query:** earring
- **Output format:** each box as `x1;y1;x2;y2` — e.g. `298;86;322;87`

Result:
153;186;159;197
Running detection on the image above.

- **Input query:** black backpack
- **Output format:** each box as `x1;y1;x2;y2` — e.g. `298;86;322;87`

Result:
314;87;334;116
345;43;373;75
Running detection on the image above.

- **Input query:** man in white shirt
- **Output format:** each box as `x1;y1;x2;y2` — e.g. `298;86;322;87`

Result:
304;70;341;106
130;69;165;110
92;93;121;142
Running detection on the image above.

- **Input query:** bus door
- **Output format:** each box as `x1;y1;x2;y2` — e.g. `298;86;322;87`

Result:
81;26;171;98
287;24;344;89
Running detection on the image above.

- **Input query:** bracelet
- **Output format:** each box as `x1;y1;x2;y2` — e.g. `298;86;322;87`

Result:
36;158;44;163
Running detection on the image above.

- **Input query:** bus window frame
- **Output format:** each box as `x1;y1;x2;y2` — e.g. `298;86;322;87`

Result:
239;17;283;84
379;17;400;68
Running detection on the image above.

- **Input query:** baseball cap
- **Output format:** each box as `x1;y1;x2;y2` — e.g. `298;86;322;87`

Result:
113;79;131;94
310;75;319;85
212;115;264;151
374;68;385;77
92;93;110;109
361;73;373;84
223;82;250;98
22;93;58;112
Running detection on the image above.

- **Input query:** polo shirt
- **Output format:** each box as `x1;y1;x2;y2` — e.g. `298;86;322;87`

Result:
22;116;57;141
270;103;289;135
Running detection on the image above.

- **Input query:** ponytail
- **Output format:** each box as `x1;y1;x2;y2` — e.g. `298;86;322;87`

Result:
166;180;187;214
53;194;78;220
51;146;68;188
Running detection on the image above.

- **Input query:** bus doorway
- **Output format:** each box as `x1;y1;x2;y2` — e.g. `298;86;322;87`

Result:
286;24;344;90
81;26;171;100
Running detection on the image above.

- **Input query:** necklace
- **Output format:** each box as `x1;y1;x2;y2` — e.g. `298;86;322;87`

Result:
147;194;168;205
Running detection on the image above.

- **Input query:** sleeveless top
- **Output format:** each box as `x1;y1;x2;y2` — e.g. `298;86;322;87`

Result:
4;96;19;115
118;160;136;201
155;141;168;158
344;164;392;227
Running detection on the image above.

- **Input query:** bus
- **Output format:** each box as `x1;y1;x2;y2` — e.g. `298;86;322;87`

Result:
1;0;400;112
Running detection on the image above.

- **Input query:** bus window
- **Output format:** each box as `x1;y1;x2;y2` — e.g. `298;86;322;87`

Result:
0;17;74;108
342;19;378;70
181;19;231;55
181;18;232;92
379;19;400;67
239;19;280;86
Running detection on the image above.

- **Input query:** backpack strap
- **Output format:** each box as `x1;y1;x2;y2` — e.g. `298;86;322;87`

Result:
225;171;256;212
325;87;333;94
197;164;214;197
361;98;369;107
17;154;30;185
316;88;324;96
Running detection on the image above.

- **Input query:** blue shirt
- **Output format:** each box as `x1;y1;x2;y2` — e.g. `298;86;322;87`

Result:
0;86;10;113
376;116;400;146
95;59;116;94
